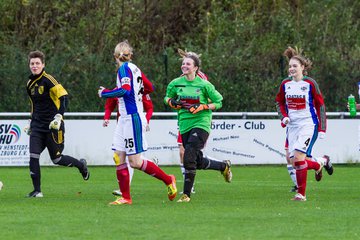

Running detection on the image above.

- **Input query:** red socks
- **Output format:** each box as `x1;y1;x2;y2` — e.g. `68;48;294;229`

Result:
116;163;131;200
115;160;171;200
294;161;308;196
306;159;320;171
140;160;172;185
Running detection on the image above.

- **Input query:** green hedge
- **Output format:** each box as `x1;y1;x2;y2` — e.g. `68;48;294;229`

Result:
0;0;359;112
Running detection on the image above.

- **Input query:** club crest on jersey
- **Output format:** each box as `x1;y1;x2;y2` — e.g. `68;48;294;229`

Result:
196;88;201;93
121;77;131;85
38;86;44;94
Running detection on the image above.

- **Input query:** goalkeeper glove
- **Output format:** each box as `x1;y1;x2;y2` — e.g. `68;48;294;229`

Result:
281;117;290;128
168;98;183;110
23;119;31;135
49;114;63;130
188;104;209;114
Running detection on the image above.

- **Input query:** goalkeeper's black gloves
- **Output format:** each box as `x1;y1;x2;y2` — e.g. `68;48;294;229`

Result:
188;104;209;114
168;98;183;110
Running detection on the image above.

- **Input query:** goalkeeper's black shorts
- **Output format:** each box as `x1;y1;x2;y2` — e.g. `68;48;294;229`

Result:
29;128;65;160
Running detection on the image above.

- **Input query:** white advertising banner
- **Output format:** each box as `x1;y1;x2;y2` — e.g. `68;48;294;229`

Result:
0;121;29;166
0;119;359;166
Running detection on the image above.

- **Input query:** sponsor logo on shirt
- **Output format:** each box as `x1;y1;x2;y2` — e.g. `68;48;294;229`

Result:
287;95;305;99
286;94;306;110
121;77;131;85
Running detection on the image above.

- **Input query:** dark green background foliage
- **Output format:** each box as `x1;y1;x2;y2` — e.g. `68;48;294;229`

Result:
0;0;359;112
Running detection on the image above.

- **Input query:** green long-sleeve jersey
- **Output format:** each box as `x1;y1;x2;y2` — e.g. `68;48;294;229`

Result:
164;75;223;134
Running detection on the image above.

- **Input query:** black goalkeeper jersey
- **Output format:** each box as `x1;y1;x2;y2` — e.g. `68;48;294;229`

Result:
26;70;68;132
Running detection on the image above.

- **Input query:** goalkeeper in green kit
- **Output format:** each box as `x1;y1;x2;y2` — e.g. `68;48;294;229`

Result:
164;52;232;203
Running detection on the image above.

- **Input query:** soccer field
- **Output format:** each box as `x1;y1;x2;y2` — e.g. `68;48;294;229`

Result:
0;165;359;240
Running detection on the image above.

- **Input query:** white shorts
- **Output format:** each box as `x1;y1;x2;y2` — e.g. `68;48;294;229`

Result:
112;113;148;155
287;124;317;158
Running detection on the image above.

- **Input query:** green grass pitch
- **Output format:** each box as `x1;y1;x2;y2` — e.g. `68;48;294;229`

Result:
0;165;359;239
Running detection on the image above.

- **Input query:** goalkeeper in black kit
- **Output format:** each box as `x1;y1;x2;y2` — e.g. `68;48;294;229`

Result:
25;50;89;198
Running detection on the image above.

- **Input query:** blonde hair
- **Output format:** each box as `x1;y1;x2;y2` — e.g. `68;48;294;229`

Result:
283;46;312;75
178;48;201;58
114;40;133;66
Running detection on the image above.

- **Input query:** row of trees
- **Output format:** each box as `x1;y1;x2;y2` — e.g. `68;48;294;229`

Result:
0;0;359;112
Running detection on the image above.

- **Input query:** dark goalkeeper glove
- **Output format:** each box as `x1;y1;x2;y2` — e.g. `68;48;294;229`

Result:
168;98;183;110
188;104;209;114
